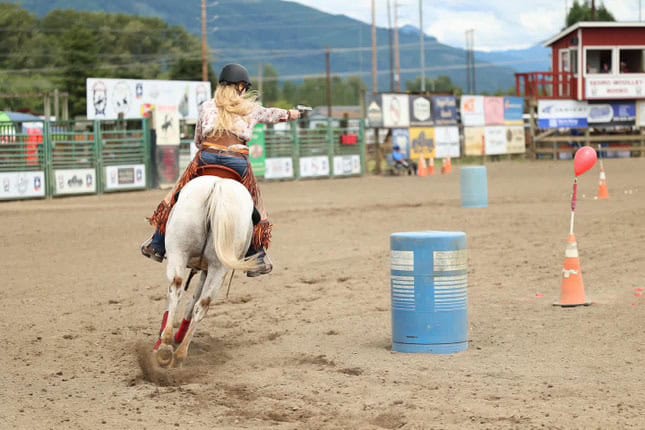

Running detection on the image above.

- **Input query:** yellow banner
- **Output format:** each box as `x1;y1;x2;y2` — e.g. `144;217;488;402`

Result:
464;127;485;156
409;127;435;160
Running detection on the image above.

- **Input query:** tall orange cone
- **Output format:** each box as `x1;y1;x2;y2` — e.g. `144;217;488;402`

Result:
441;157;453;175
597;166;609;199
554;234;591;307
417;155;428;177
428;156;436;176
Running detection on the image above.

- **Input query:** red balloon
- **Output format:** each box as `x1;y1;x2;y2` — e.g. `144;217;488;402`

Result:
574;146;597;177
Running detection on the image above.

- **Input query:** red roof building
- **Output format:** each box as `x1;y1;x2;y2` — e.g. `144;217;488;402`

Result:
516;22;645;100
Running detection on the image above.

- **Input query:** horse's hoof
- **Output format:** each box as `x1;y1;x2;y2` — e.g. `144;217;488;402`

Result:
155;344;174;368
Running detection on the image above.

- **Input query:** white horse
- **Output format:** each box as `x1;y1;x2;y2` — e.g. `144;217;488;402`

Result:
153;175;261;368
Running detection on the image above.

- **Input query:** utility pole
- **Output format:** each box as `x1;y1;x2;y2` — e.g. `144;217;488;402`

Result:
591;0;596;20
393;1;401;92
387;0;394;92
326;48;332;118
201;0;209;82
465;29;476;93
371;0;378;94
419;0;426;92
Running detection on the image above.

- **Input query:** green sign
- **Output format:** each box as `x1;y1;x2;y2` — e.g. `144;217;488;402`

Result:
248;124;266;178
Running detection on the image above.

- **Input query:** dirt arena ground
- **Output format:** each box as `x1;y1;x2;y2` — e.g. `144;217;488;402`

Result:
1;158;644;429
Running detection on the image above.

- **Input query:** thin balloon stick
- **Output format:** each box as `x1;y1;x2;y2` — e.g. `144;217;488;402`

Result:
569;178;578;235
597;144;605;171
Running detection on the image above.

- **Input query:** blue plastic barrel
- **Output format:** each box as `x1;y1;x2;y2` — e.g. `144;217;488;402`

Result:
460;166;488;208
390;231;468;354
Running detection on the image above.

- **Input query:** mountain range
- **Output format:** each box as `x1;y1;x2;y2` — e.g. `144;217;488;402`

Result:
7;0;552;94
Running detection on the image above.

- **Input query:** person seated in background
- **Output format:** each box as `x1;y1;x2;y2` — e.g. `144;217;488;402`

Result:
391;144;416;175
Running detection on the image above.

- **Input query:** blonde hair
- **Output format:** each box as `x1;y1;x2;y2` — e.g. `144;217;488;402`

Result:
209;84;260;137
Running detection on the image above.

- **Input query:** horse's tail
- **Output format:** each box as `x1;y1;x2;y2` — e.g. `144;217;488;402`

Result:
208;179;261;272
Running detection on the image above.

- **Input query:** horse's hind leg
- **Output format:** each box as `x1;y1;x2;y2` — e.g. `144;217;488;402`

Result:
153;255;189;367
173;265;228;367
173;271;207;345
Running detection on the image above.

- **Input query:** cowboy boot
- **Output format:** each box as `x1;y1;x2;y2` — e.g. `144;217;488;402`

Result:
141;229;166;262
245;247;273;277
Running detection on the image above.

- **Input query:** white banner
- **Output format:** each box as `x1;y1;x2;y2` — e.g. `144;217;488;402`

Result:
586;76;645;99
154;105;181;146
484;126;507;155
265;157;294;180
104;164;146;191
86;78;211;121
639;101;645;127
460;95;485;126
333;155;361;176
0;171;45;200
54;169;96;195
434;126;460;158
505;126;526;154
382;94;410;128
299;156;330;178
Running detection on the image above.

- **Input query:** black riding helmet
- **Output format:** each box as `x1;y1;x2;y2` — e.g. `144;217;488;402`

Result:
218;63;252;89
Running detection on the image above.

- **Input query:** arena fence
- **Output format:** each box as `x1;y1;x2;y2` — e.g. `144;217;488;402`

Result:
1;118;366;201
0;119;150;200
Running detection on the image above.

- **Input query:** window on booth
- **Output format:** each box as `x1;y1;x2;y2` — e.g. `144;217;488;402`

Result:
619;49;644;73
586;49;612;74
569;49;578;75
560;50;570;72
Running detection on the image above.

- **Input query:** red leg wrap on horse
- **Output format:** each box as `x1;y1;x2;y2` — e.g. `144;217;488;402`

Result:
159;311;169;336
153;338;163;351
174;319;191;344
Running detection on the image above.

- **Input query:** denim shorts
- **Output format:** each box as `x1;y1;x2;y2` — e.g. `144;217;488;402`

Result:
198;151;249;178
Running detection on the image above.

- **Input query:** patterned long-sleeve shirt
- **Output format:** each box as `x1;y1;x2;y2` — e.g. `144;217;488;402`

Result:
194;99;289;147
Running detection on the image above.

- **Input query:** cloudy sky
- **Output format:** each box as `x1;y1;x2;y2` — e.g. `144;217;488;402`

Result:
290;0;640;51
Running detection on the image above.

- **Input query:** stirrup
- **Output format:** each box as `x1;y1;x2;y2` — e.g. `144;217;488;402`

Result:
141;239;164;263
247;250;273;277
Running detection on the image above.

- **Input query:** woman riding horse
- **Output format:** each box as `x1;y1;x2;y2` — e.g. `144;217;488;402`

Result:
141;63;301;277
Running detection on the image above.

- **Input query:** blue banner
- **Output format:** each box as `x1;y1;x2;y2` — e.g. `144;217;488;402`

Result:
431;96;458;125
503;96;524;123
588;102;636;124
538;118;588;129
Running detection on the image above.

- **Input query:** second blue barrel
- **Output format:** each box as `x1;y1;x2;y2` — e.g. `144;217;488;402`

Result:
390;231;469;354
460;166;488;208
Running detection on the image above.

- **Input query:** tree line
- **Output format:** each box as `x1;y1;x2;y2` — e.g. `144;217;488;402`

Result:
0;5;468;117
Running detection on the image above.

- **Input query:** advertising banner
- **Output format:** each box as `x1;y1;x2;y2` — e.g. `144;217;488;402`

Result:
409;95;433;126
248;124;266;178
299;156;330;178
391;128;410;157
434;126;460;158
587;102;636;125
333;155;361;176
460;95;486;126
431;96;458;125
0;171;45;200
586;76;645;99
537;100;589;129
265;157;294;180
505;126;526;154
409;127;435;160
382;94;410;128
154;105;181;146
464;127;485;156
484;96;505;125
54;168;96;195
504;96;524;124
104;164;146;191
365;93;383;128
86;78;211;121
484;126;507;155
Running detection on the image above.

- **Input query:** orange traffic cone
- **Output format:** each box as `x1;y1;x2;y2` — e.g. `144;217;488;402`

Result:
554;234;591;307
441;157;453;175
428;157;436;176
417;155;428;177
597;167;609;199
